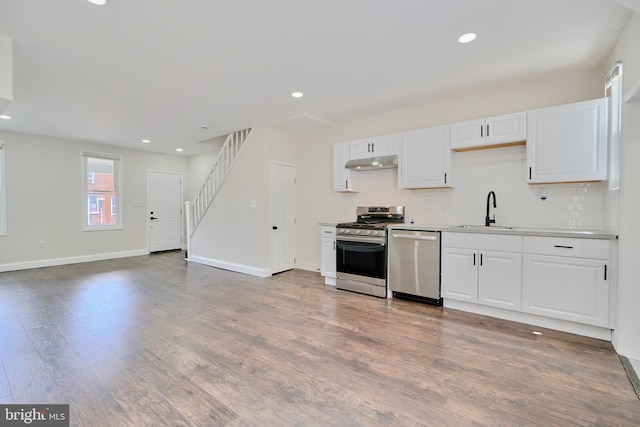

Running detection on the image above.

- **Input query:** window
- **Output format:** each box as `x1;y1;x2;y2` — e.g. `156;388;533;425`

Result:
0;141;6;236
88;195;99;214
82;151;122;230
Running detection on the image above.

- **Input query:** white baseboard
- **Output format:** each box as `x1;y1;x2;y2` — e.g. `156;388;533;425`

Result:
0;249;149;273
295;262;318;272
444;299;612;341
189;255;271;278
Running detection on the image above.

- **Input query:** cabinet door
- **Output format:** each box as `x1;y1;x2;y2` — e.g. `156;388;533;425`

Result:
349;138;374;160
478;250;522;311
522;254;609;327
320;237;336;279
370;133;399;156
442;247;478;302
333;142;355;192
400;125;452;188
450;119;485;149
485;112;526;145
527;98;606;183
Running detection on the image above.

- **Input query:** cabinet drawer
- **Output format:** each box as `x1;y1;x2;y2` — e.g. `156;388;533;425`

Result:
321;226;336;238
443;232;522;252
523;236;610;259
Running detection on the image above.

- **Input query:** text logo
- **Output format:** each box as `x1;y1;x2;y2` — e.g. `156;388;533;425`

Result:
1;405;69;427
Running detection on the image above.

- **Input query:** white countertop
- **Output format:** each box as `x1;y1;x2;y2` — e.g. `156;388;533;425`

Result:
387;224;618;240
321;222;617;240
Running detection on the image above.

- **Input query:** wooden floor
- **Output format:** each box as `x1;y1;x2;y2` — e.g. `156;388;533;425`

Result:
1;252;639;426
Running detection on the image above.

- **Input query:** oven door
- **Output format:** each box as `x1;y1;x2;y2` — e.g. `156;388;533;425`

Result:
336;235;386;280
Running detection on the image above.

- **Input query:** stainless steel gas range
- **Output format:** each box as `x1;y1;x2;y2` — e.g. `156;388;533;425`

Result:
335;206;405;298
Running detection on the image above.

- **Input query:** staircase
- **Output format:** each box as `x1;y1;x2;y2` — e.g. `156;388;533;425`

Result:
185;128;253;258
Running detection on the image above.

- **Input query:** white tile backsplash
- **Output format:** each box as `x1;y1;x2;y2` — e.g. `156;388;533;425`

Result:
341;145;611;229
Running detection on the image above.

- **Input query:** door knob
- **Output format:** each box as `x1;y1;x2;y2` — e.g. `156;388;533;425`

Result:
150;217;158;220
272;226;278;230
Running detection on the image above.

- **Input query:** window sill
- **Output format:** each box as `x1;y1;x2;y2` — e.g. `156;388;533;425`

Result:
82;225;124;232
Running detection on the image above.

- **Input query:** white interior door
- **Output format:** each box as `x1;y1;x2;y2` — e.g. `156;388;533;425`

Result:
148;171;182;252
270;163;296;274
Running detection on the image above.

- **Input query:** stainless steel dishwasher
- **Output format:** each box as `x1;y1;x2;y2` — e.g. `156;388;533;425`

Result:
388;229;442;305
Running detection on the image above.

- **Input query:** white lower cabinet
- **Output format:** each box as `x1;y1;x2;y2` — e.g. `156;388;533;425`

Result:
522;237;610;327
442;233;522;310
442;247;478;302
478;250;522;311
320;226;336;285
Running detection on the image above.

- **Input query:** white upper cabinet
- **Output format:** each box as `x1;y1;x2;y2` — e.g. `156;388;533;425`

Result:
527;98;607;183
349;133;399;160
333;142;356;192
399;125;453;188
450;112;526;150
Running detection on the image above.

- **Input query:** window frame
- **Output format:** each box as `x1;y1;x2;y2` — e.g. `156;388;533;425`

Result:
81;151;123;231
0;141;6;236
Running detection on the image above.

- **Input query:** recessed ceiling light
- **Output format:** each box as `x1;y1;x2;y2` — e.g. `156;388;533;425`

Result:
176;148;183;152
88;0;106;5
291;91;304;98
458;32;477;44
0;115;11;120
142;139;151;144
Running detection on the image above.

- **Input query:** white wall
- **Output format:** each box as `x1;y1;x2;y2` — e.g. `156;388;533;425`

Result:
186;148;222;201
608;11;640;360
295;66;606;273
0;130;188;270
190;126;296;276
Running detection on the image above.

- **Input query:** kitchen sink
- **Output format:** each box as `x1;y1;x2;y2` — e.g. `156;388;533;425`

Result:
451;224;518;230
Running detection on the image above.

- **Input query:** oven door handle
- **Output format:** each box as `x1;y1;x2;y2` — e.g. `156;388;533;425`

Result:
336;236;385;244
391;234;438;241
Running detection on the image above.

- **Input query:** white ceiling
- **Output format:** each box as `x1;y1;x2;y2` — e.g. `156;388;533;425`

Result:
0;0;633;155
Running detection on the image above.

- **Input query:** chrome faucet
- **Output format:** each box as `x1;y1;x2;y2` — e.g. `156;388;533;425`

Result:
486;191;497;226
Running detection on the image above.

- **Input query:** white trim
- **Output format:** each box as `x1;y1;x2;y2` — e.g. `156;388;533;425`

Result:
0;249;149;273
189;255;271;278
444;299;612;341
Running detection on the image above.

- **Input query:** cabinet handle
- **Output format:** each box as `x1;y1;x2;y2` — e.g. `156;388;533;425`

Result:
372;142;375;152
554;245;574;249
480;125;483;138
480;253;483;266
604;264;607;280
473;253;476;266
444;173;447;184
333;241;336;250
368;143;372;152
486;124;490;137
529;167;532;180
346;180;348;189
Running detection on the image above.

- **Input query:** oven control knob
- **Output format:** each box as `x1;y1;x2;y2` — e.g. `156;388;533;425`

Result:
354;230;361;234
371;230;379;236
365;230;372;235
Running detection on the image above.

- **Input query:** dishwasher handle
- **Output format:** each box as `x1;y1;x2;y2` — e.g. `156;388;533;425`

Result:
391;234;438;241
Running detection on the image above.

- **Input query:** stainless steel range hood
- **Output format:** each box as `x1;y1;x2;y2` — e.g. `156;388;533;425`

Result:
345;155;398;170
